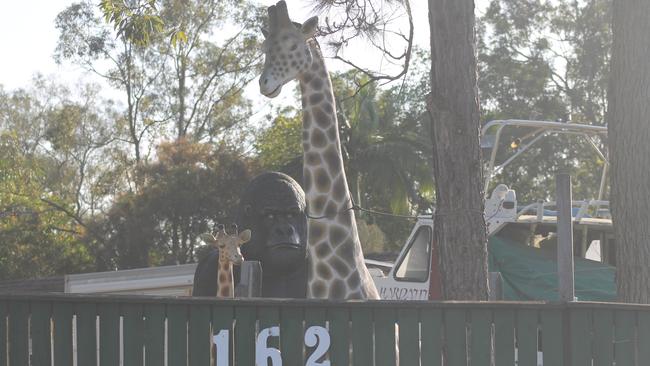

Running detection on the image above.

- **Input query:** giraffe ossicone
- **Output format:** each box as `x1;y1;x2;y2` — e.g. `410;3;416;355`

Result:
200;228;251;298
258;1;380;300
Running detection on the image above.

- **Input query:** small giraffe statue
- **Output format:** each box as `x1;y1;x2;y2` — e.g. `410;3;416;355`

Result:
200;228;252;298
258;1;379;300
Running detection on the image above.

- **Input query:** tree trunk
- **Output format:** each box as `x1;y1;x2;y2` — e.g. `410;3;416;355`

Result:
609;0;650;303
428;0;488;300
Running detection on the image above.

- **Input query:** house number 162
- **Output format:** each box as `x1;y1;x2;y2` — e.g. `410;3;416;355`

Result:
213;326;331;366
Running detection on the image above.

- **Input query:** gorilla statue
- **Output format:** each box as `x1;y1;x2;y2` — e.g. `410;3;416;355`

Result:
192;172;308;298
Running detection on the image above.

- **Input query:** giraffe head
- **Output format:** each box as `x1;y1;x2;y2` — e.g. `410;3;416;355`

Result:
259;1;318;98
200;229;251;265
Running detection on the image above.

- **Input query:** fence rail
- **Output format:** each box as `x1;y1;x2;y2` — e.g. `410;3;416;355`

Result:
1;293;650;365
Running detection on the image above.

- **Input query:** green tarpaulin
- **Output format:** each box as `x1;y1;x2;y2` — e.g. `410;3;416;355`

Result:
488;235;616;301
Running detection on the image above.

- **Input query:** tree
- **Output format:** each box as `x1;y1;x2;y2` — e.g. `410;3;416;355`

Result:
55;0;263;173
99;139;255;269
608;0;650;303
428;0;488;299
478;0;611;203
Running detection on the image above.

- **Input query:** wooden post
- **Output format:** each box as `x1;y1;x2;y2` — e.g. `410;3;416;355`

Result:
556;173;575;302
235;261;262;298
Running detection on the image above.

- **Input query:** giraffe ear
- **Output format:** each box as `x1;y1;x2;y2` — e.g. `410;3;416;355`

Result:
199;233;216;244
238;229;252;244
260;27;269;38
301;16;318;39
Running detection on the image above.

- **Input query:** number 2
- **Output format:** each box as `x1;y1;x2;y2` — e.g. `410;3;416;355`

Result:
305;326;330;366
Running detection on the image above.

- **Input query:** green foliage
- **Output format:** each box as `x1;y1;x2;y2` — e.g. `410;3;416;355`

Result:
97;139;255;269
99;0;170;47
478;0;612;202
0;132;93;280
254;109;303;173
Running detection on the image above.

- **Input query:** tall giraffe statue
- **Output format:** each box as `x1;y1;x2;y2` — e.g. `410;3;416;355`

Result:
199;228;251;298
258;1;379;300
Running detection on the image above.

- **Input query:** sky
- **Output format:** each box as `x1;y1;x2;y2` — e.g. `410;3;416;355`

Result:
0;0;487;105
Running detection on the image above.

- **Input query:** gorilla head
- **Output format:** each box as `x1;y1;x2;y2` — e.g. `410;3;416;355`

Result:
193;171;308;298
236;172;308;297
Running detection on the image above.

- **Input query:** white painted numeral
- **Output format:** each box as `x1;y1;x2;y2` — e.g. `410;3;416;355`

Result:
214;325;331;366
256;326;282;366
213;329;229;366
305;326;331;366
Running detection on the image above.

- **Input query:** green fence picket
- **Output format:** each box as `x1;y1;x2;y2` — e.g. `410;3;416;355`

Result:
53;302;74;366
280;305;304;366
398;308;420;366
570;308;592;366
374;307;396;366
351;307;374;365
469;309;491;366
76;302;98;366
445;309;467;366
516;309;538;366
212;304;234;366
420;308;443;366
235;306;256;366
0;301;6;366
123;303;145;366
592;309;613;366
637;311;650;364
30;301;51;366
540;309;564;366
189;304;211;366
168;304;188;366
259;306;280;356
614;310;636;366
99;303;120;366
305;307;328;365
327;306;350;365
8;301;28;366
494;309;515;366
144;304;166;366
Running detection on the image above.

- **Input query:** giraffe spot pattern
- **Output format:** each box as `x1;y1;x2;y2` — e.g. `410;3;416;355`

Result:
219;273;227;283
309;93;324;104
310;129;327;148
312;280;327;298
326;126;337;140
334;238;355;261
337;210;352;228
331;176;347;201
329;279;346;299
311;194;328;213
323;147;342;173
314;168;331;193
305;152;320;165
312;107;329;129
310;77;324;90
324;201;338;216
316;262;333;280
346;273;361;289
310;223;326;241
304;169;312;192
315;241;331;257
329;256;351;278
329;226;347;244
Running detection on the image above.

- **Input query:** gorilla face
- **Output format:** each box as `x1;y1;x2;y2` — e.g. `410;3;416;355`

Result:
237;172;307;276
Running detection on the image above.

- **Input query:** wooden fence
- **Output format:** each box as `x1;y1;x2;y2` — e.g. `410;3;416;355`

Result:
1;293;649;365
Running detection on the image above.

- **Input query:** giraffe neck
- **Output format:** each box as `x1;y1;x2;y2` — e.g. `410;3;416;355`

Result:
216;256;234;298
298;40;379;300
